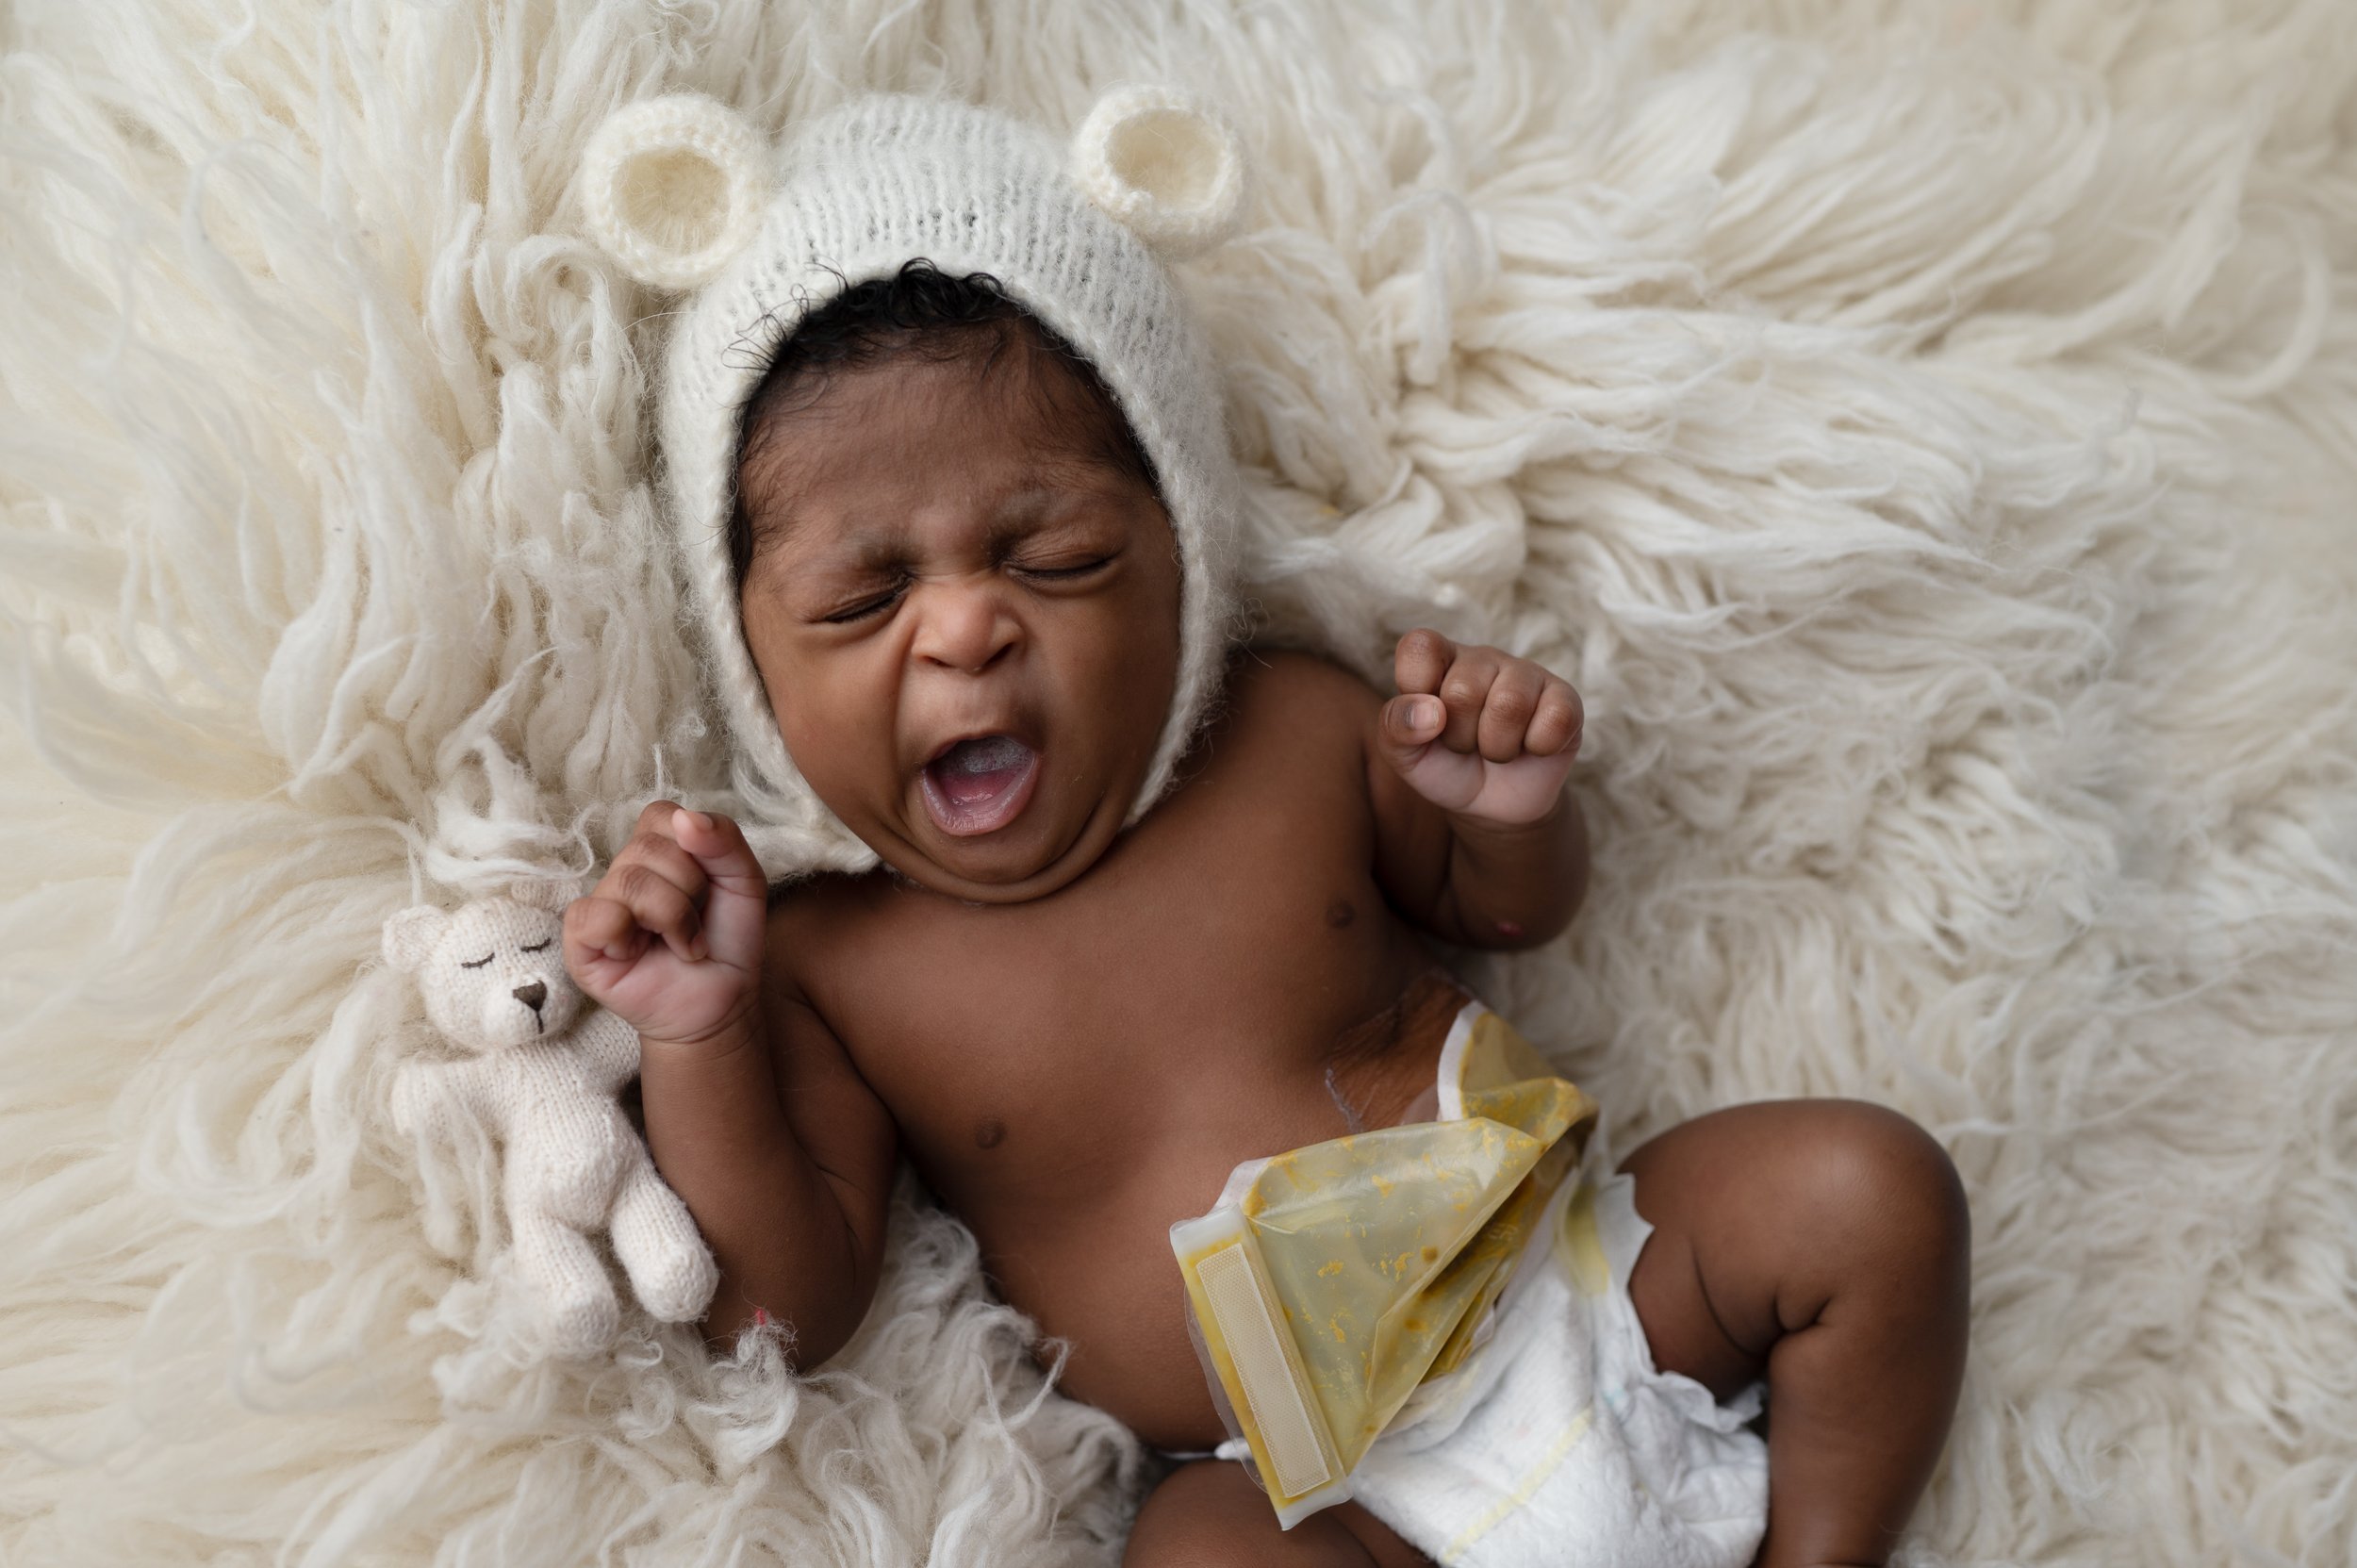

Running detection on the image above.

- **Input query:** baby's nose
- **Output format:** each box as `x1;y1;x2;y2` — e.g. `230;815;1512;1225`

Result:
512;980;548;1013
912;584;1019;674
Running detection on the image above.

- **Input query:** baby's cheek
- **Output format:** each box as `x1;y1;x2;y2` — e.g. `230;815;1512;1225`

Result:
774;676;898;809
1112;602;1181;745
1056;622;1155;754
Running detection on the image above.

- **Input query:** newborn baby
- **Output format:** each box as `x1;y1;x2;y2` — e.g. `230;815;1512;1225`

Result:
564;94;1967;1568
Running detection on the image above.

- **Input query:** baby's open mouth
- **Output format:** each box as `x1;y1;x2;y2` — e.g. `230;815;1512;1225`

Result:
918;734;1041;837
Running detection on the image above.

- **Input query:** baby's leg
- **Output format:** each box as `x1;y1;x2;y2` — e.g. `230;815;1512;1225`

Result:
1124;1461;1430;1567
1621;1100;1969;1568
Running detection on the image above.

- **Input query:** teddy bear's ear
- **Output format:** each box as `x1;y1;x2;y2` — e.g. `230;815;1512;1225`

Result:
506;876;590;914
579;93;769;291
382;905;448;974
1070;85;1249;261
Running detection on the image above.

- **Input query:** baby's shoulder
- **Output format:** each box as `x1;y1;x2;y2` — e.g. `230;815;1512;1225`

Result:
1178;646;1383;810
757;870;886;993
1222;645;1382;740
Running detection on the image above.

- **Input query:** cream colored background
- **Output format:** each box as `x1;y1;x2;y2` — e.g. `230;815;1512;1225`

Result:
2;2;2352;1562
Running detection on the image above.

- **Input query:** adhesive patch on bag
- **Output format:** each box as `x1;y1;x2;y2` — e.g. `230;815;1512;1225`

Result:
1170;1000;1596;1527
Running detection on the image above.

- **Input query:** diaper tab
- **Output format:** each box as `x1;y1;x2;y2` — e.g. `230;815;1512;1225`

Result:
1173;1205;1353;1526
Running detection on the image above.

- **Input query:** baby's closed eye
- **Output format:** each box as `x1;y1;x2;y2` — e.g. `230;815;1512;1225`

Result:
816;575;911;624
1008;546;1118;580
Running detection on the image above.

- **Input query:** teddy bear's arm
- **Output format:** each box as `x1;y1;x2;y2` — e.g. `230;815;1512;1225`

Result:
575;1006;643;1096
391;1057;491;1140
440;1056;507;1124
389;1060;435;1137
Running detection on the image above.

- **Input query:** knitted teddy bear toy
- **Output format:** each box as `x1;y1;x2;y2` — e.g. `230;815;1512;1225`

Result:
384;883;717;1356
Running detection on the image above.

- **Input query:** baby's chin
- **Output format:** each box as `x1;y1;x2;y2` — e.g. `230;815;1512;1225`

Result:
875;817;1124;904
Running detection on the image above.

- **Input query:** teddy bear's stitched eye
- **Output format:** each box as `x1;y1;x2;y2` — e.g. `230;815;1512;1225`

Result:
460;953;495;969
521;939;551;953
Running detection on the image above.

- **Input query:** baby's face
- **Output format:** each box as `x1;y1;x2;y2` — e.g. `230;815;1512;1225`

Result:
735;331;1181;902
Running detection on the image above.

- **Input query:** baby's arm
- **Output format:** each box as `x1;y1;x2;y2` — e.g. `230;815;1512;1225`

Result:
1366;629;1591;949
562;803;896;1362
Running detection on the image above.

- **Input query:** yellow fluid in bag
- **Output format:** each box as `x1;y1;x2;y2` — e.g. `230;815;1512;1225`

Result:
1171;1004;1598;1527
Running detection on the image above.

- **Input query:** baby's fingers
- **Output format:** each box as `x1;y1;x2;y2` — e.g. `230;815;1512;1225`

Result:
665;808;768;971
592;799;713;961
617;861;705;961
1436;648;1501;754
667;807;766;899
1393;628;1457;698
1378;693;1484;812
1475;664;1547;764
1377;692;1444;775
564;893;650;966
621;832;711;909
1525;679;1584;759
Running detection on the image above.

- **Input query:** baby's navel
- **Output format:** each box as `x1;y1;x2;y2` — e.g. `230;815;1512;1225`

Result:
1325;897;1355;930
974;1116;1007;1149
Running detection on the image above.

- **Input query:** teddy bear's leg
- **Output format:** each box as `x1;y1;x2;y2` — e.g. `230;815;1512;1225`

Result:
510;1205;619;1355
609;1155;719;1324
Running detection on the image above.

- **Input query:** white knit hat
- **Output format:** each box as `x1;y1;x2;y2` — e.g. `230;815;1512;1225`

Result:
579;88;1251;880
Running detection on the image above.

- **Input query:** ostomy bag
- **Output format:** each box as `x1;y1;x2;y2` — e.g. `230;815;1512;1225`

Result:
1169;1003;1598;1527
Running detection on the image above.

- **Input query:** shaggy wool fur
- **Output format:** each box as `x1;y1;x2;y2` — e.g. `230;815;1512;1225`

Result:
3;2;2353;1564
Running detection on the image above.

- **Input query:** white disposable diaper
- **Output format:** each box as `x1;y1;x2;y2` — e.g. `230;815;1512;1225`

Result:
1170;994;1768;1563
1350;1160;1769;1568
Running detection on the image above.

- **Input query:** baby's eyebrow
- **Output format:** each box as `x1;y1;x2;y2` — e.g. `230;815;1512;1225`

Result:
987;487;1067;528
982;488;1121;548
820;528;914;570
758;471;1125;574
757;505;905;567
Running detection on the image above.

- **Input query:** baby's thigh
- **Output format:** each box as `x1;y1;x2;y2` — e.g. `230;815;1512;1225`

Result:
1124;1461;1430;1568
1617;1098;1968;1396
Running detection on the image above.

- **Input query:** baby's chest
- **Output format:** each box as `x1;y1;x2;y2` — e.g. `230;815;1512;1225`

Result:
800;718;1427;1173
839;878;1406;1174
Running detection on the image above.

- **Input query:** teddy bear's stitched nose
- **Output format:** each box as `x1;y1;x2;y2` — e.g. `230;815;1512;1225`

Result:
512;980;548;1013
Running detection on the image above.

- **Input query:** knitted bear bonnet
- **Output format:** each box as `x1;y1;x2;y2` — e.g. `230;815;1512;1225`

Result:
579;88;1251;879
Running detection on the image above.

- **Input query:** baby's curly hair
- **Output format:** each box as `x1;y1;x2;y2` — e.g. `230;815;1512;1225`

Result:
729;259;1160;586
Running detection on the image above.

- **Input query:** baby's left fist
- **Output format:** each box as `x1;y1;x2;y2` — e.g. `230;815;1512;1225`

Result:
1378;630;1583;825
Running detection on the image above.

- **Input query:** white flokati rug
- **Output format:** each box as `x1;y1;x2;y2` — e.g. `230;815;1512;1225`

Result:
3;0;2352;1562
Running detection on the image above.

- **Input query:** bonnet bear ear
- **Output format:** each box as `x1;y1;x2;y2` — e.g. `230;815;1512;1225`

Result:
383;905;448;975
1070;85;1249;261
580;93;769;290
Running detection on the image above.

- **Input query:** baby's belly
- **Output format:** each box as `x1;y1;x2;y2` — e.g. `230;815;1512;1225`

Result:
931;971;1463;1449
971;1137;1307;1445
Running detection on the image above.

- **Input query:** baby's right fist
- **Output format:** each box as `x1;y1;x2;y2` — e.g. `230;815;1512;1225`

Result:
563;802;769;1054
